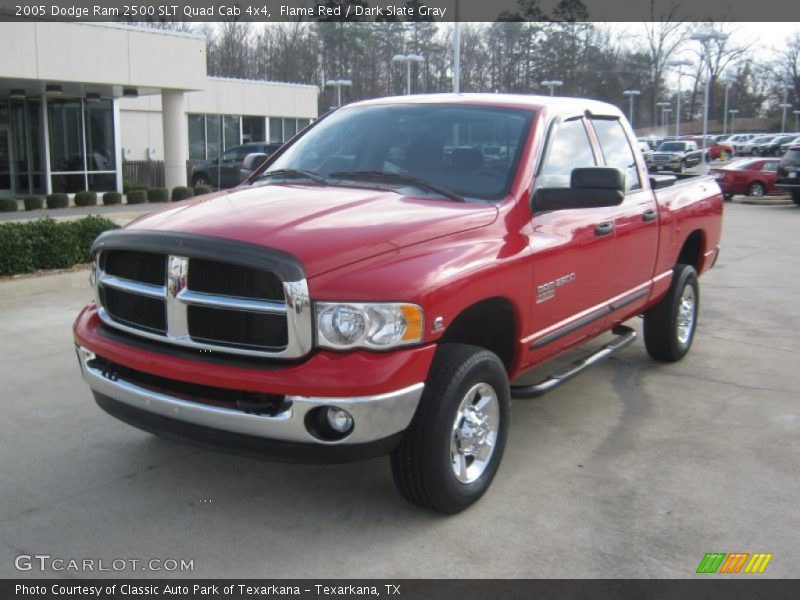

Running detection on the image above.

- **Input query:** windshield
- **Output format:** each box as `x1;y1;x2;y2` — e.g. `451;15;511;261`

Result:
260;103;533;201
657;142;687;152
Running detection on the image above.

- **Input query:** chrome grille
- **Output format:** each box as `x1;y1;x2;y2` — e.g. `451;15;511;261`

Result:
94;247;311;359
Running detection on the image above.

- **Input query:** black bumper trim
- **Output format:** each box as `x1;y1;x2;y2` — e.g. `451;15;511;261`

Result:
94;392;401;464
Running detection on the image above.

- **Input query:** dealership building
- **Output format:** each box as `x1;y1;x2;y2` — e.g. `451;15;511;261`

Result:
0;22;319;197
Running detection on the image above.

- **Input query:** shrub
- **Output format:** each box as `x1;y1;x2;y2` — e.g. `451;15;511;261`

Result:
46;193;69;209
23;196;44;211
74;191;98;207
0;216;120;275
103;192;123;205
122;180;134;194
71;215;119;263
193;184;214;196
171;186;193;202
0;223;35;275
25;218;80;270
147;188;169;203
126;190;147;204
0;198;17;212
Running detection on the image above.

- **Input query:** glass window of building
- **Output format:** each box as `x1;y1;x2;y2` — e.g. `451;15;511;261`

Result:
269;117;283;143
223;115;240;151
85;99;115;172
283;118;297;140
297;118;311;132
206;115;221;158
188;114;206;160
242;116;265;143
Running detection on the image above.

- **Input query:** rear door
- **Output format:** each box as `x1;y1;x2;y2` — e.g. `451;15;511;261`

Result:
760;160;780;193
589;117;658;313
527;116;616;359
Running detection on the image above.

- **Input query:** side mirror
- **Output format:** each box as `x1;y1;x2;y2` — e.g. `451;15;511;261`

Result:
242;152;268;171
532;167;625;212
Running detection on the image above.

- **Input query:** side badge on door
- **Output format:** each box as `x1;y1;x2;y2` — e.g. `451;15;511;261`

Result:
536;273;576;304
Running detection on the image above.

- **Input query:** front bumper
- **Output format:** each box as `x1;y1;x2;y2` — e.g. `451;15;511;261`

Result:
76;345;424;460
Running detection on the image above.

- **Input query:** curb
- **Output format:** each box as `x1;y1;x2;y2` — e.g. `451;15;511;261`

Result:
2;267;92;300
734;197;793;206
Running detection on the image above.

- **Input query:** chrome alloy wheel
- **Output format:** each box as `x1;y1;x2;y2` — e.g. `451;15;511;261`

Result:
677;285;696;346
450;383;500;484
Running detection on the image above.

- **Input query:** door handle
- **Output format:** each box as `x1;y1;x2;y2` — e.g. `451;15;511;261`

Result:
642;209;657;222
594;222;614;237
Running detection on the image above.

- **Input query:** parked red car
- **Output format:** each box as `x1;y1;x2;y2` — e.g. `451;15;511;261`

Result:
708;142;734;160
710;158;783;199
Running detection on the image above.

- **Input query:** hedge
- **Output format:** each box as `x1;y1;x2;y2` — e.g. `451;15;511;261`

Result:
74;191;98;207
103;192;123;205
148;188;169;203
23;196;44;211
0;216;119;276
46;193;69;209
171;186;193;202
193;184;214;196
126;190;147;204
0;198;17;212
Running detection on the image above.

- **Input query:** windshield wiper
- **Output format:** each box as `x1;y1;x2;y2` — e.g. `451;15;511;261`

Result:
255;169;327;185
329;171;465;202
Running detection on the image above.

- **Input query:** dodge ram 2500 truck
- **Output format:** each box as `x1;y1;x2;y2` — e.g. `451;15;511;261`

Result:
74;94;723;513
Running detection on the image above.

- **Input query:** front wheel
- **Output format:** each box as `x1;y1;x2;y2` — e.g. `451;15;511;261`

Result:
391;344;510;514
643;264;699;362
746;181;766;197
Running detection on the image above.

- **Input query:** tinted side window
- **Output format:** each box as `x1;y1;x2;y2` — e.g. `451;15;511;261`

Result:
539;118;596;188
592;118;641;191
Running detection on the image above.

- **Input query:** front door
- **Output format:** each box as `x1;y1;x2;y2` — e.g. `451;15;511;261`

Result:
589;117;658;313
0;128;12;196
527;116;616;362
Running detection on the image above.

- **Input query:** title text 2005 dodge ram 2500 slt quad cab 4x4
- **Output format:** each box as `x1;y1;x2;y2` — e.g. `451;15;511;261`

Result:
74;95;723;513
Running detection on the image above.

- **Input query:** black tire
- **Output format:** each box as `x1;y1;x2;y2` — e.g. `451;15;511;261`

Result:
723;193;734;202
391;344;510;514
644;264;699;362
191;173;210;187
746;181;766;197
677;161;686;174
792;191;800;207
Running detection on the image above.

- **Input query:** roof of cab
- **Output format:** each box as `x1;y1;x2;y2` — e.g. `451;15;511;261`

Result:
345;93;624;119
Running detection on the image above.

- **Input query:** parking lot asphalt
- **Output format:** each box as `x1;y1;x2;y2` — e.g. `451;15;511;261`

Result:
1;202;798;579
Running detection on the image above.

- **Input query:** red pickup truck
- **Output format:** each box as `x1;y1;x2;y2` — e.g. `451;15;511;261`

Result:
74;95;723;513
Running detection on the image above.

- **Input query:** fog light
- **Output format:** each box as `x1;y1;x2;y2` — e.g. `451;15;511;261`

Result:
326;407;354;433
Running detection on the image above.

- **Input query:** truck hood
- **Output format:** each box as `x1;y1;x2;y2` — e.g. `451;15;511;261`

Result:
125;183;499;277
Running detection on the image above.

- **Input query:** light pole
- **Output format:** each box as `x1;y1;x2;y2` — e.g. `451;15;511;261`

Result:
722;78;734;135
623;89;641;128
657;101;671;132
453;0;460;93
779;86;791;132
541;80;563;96
667;59;693;137
794;110;800;133
325;79;352;108
690;29;729;171
392;54;425;96
728;109;739;135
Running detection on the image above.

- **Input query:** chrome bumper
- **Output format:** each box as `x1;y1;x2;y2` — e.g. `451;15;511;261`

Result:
76;346;423;446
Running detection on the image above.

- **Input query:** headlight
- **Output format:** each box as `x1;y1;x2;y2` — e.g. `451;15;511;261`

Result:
316;302;424;350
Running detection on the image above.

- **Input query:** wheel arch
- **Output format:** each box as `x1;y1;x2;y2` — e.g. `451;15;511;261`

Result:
438;296;518;373
677;229;706;271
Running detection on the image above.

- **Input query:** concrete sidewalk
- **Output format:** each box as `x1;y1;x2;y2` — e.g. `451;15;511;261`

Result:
0;203;153;223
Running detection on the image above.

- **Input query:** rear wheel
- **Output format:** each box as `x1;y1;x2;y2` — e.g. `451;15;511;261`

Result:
644;264;699;362
746;181;766;197
723;193;734;202
191;173;210;188
391;344;510;514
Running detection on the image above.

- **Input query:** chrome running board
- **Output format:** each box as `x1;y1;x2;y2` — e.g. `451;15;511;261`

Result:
510;326;637;399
